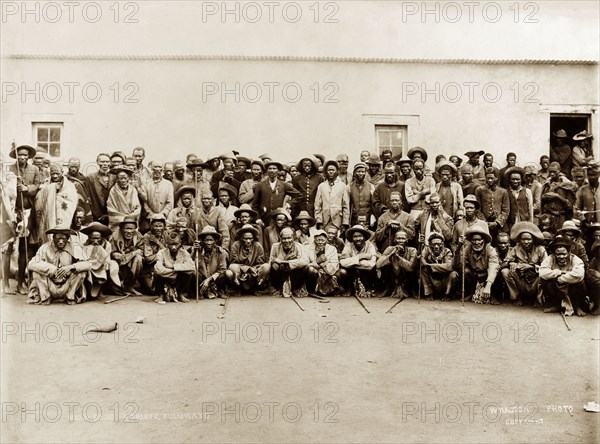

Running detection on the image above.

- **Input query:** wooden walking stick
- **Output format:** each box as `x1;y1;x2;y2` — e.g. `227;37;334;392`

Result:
560;311;571;331
385;297;404;314
194;172;200;303
461;243;466;307
417;237;423;305
289;293;305;311
15;155;30;290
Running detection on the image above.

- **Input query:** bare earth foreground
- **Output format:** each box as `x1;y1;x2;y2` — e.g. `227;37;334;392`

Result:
1;291;599;444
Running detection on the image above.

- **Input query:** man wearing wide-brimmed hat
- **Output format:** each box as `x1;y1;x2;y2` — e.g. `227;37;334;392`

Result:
81;222;126;298
405;159;436;219
464;150;486;185
315;160;350;232
252;160;301;226
154;231;196;302
557;220;590;268
338;224;378;297
539;235;586;316
293;210;317;247
217;182;239;226
106;166;141;231
500;222;548;307
194;226;231;299
110;216;143;295
450;225;499;304
167;185;199;229
550;129;572;177
27;226;92;305
229;204;263;245
291;155;324;218
238;160;265;205
419;232;456;301
263;207;292;254
185;158;213;204
505;166;534;229
572;130;594;170
228;224;269;295
137;213;167;294
365;153;384;186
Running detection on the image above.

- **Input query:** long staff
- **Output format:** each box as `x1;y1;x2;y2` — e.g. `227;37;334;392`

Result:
461;243;466;307
194;172;200;302
15;158;30;287
417;237;423;304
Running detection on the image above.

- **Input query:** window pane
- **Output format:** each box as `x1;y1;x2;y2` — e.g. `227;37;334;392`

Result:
50;128;61;142
38;143;49;152
49;144;60;157
391;131;402;146
37;128;48;142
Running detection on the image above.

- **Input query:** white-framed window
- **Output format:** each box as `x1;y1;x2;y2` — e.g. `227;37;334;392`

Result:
32;122;63;157
375;125;407;157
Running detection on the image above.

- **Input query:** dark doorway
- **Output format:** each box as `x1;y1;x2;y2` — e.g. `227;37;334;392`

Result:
550;114;590;151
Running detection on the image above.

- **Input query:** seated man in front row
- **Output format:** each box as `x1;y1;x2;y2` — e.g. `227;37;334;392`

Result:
420;232;456;301
338;224;377;298
376;229;417;299
154;231;196;302
268;227;309;297
228;224;269;295
450;225;499;304
305;229;340;296
28;227;92;305
539;235;586;316
195;226;231;299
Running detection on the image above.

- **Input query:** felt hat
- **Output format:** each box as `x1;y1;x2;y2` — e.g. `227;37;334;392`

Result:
428;232;445;243
218;152;237;163
236;156;251;166
585;222;600;234
197;225;221;240
313;154;326;166
553;129;568;138
573;130;593;141
175;185;196;201
109;166;134;177
463;194;480;209
590;240;600;257
524;165;538;175
234;203;258;219
218;182;238;199
294;210;316;227
9;144;37;159
464;150;485;158
313;229;328;238
237;224;259;239
45;226;76;236
264;161;283;171
587;160;600;173
119;216;138;228
548;235;572;252
186;158;207;169
408;146;428;161
296;155;319;172
435;160;457;174
258;153;271;162
81;222;112;238
510;221;544;243
251;159;265;171
353;162;368;172
271;207;292;222
323;160;339;171
345;224;371;241
366;153;382;165
557;220;580;236
465;225;492;244
548;162;561;172
395;155;412;166
149;214;167;224
504;166;526;179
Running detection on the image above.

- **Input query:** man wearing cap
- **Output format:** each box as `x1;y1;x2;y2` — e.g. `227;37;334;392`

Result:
347;162;374;226
500;222;548;306
167;186;198;229
405;159;436;219
338;225;377;297
540;235;586;316
366;153;384;186
85;153;115;224
450;225;499;304
550;130;572;178
193;226;231;299
407;146;429;169
32;162;79;248
106;166;141;231
216;182;239;226
228;224;269;295
264;208;292;254
335;154;352;185
139;162;174;232
557;221;590;268
137;214;167;294
375;191;415;251
239;160;264;205
574;160;600;225
196;189;230;251
268;226;309;297
435;161;464;218
305;229;340;296
464;150;486;185
416;193;454;247
572;130;594;170
476;167;510;241
315;160;350;233
110;217;143;295
234;156;252;183
81;222;125;298
450;194;488;253
396;156;414;183
291;156;324;218
505;166;534;228
376;229;417;298
153;231;196;302
459;164;478;197
373;163;406;217
27;227;92;305
252;161;301;226
420;232;456;301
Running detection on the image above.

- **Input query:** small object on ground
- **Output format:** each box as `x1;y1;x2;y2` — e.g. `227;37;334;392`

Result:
289;293;305;311
367;360;377;364
584;402;599;413
104;294;130;304
135;316;144;324
319;314;328;317
86;322;118;334
561;311;571;331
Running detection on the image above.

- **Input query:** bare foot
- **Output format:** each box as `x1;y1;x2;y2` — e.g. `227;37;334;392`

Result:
490;298;501;305
40;299;51;306
575;307;587;317
543;306;560;313
16;284;28;295
127;287;142;296
178;293;190;303
3;284;15;295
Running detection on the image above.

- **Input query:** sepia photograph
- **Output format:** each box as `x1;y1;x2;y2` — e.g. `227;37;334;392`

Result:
1;1;599;442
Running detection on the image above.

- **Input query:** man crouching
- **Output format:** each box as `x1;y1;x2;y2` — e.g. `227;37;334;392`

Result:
154;231;195;302
28;227;92;305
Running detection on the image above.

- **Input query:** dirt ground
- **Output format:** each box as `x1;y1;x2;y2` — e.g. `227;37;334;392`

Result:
1;289;598;443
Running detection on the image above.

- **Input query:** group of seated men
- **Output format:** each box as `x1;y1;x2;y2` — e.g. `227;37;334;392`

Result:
2;135;599;316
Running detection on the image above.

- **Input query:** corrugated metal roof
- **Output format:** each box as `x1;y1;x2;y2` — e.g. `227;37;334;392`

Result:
2;54;598;65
